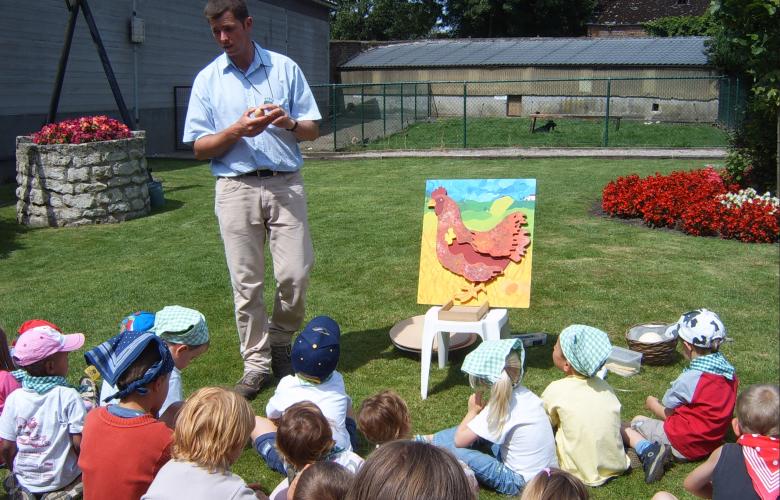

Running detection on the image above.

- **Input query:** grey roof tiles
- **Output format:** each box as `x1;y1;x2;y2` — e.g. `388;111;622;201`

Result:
340;37;710;69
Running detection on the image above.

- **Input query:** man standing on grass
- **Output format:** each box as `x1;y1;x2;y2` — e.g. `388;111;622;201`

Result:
183;0;321;400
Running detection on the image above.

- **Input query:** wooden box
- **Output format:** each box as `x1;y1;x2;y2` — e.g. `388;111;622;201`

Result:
438;300;489;322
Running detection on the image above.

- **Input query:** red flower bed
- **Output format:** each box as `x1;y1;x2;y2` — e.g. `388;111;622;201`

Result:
32;115;131;145
720;201;780;243
602;167;779;243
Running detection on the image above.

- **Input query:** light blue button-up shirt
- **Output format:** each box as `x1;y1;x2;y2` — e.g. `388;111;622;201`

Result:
183;42;322;176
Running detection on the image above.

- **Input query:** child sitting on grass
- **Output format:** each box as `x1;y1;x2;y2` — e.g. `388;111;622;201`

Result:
255;401;364;500
262;316;357;458
287;461;355;500
541;324;630;486
358;389;479;496
143;387;267;499
101;307;210;428
79;331;175;500
651;383;779;500
356;389;411;448
422;339;558;496
13;320;99;410
622;309;738;484
345;440;476;500
519;467;589;500
0;322;87;499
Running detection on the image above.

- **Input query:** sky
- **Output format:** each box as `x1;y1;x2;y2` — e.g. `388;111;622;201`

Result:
424;178;536;203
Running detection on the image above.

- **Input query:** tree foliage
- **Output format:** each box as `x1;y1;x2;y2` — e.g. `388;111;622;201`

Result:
706;0;779;193
708;0;780;107
643;13;717;37
442;0;598;38
330;0;598;40
330;0;442;40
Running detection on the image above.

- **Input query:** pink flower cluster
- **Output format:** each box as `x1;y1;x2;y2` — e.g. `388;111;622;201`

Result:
32;116;131;145
602;167;779;243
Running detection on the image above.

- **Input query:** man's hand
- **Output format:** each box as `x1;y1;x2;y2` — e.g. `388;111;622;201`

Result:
192;105;285;160
238;105;285;137
265;104;320;141
256;104;296;131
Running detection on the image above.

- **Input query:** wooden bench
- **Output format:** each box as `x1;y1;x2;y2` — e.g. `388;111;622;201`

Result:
528;113;622;132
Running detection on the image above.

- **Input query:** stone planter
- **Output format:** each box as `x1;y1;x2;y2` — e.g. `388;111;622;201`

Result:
16;131;150;227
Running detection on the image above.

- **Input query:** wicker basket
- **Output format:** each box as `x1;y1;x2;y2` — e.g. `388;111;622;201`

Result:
625;322;678;366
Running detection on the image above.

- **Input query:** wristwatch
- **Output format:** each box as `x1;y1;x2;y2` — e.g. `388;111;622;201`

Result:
286;119;299;132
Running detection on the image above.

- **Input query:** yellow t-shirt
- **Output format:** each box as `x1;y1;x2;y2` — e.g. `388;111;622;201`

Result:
541;375;630;486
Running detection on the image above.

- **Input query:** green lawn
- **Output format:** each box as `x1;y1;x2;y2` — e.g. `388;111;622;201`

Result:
347;117;729;150
0;157;777;499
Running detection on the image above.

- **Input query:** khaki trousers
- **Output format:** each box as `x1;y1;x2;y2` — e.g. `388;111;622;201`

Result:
215;171;314;374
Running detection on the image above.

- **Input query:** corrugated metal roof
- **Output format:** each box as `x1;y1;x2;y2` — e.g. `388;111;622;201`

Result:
340;37;710;69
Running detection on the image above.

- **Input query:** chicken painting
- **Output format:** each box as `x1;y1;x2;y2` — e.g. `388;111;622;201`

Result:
428;186;531;303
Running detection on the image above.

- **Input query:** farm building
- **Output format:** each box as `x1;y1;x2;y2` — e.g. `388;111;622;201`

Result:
336;37;728;125
0;0;334;164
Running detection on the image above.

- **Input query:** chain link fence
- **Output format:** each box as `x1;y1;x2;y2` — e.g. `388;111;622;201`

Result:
310;76;745;151
173;76;745;152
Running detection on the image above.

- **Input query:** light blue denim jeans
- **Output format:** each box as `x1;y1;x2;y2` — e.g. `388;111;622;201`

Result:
432;426;526;496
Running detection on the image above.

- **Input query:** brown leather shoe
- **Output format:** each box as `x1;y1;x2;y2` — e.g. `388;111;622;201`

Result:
234;371;272;400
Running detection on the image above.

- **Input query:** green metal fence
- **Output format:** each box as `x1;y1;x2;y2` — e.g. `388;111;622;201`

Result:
309;76;746;151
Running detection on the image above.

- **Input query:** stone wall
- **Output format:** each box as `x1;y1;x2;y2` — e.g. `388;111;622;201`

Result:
16;131;150;227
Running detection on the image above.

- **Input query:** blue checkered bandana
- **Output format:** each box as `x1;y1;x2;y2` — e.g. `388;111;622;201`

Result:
84;331;174;402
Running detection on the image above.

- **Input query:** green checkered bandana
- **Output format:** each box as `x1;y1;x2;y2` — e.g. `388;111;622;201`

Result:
15;369;95;397
559;324;612;378
153;305;209;346
688;352;735;380
21;374;71;394
461;339;525;384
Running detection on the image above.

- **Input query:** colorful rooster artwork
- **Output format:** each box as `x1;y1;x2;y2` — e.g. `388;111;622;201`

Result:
417;179;536;308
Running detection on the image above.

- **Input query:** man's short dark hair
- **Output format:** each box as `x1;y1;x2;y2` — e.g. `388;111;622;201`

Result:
204;0;249;22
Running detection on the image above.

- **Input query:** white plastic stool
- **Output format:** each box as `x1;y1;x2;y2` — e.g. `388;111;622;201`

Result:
420;306;509;400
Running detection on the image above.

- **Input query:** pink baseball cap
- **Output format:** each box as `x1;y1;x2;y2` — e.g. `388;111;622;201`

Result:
13;324;85;367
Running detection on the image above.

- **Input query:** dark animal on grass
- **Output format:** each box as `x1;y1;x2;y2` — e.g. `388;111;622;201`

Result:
533;120;557;133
